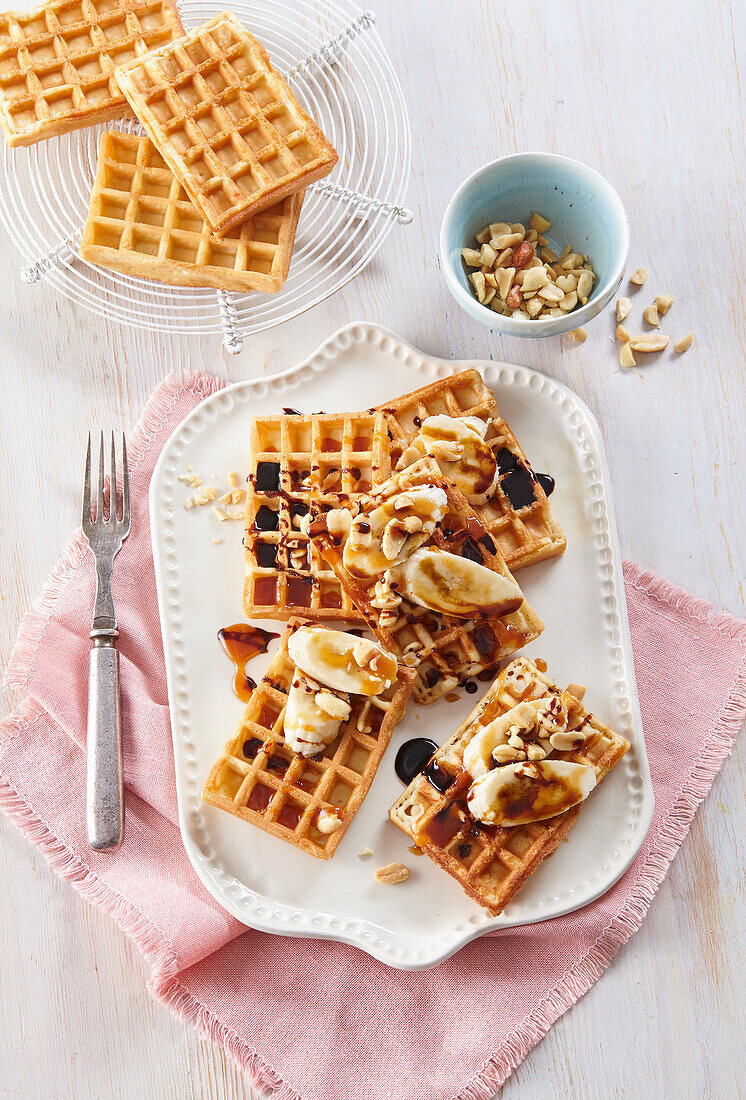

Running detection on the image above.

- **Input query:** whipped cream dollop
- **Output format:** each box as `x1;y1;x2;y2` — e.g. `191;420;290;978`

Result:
391;547;523;619
283;671;350;757
341;485;448;578
417;415;499;506
284;627;398;757
467;759;597;826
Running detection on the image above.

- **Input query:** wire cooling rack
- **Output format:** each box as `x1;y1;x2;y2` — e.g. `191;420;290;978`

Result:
0;0;411;352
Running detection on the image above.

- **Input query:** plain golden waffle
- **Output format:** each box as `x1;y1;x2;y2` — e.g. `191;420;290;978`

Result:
0;0;183;146
244;410;391;621
310;456;544;704
389;656;629;913
115;12;338;236
80;130;303;292
374;370;566;571
203;619;415;859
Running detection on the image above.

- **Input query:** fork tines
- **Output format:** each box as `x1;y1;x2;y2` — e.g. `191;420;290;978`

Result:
82;431;131;534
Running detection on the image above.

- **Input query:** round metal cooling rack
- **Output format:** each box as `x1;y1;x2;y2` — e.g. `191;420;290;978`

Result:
0;0;412;352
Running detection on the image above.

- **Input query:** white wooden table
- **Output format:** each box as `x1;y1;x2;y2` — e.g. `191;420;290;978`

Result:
1;1;743;1096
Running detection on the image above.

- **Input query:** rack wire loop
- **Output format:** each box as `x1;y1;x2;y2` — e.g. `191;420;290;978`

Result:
20;234;79;284
311;180;413;223
287;10;375;77
217;291;244;354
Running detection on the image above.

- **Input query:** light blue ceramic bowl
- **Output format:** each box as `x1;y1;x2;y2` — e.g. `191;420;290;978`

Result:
440;152;629;338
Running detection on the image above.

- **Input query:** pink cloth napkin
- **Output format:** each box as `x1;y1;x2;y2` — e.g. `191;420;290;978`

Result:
2;373;745;1100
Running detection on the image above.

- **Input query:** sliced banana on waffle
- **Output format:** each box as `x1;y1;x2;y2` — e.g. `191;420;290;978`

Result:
288;626;397;696
467;760;597;826
342;485;448;578
392;547;523;619
419;415;499;506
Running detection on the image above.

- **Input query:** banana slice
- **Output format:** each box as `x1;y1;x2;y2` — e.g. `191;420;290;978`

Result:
288;626;397;696
419;415;499;505
393;547;524;619
463;701;541;777
467;760;597;826
342;485;448;578
283;672;346;757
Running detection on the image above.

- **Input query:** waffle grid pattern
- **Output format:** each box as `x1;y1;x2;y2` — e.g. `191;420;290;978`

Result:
202;619;415;859
375;370;567;571
244;411;391;621
389;656;630;913
115;11;338;235
310;457;543;704
80;130;303;292
0;0;183;145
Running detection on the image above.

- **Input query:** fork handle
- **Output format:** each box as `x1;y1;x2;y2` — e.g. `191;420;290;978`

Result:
86;638;124;851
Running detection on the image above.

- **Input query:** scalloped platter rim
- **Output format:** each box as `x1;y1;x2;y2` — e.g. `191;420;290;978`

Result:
150;321;654;970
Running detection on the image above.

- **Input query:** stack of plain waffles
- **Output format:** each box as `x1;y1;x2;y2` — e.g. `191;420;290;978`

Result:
0;6;338;292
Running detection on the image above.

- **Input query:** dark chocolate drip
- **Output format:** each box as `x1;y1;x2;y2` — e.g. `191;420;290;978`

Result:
394;738;438;784
255;542;278;568
501;465;537;509
536;471;555;496
254;461;281;491
422;760;454;794
254;505;279;531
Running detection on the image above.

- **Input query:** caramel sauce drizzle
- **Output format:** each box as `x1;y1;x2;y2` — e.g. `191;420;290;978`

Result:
218;623;279;702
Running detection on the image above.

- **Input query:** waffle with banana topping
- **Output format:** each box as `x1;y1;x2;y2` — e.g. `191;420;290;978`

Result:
389;656;629;913
203;619;415;859
374;370;566;571
309;456;543;704
244;410;390;621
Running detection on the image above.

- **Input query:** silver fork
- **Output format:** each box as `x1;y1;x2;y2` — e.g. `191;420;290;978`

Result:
82;432;131;851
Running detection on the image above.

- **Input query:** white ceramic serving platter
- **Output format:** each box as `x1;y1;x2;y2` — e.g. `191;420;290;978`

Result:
151;322;654;970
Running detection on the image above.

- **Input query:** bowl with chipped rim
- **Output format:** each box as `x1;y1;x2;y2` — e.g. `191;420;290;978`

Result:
440;152;629;338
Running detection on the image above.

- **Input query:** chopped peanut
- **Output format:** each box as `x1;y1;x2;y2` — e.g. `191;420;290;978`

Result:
375;862;410;884
616;297;632;322
643;304;660;328
619;342;636;368
630;334;669;352
569;327;588;343
616;324;631;343
655;294;674;316
630;267;648;286
462;214;595;320
674;333;694;354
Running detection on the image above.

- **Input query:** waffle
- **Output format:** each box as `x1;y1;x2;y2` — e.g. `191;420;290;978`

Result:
374;370;567;571
310;456;544;704
244;410;391;621
80;131;303;292
203;619;415;859
115;12;338;236
389;656;630;914
0;0;183;147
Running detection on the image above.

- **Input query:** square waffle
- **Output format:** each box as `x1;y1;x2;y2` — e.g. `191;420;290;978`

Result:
0;0;184;147
81;130;303;292
115;12;338;236
310;456;544;704
202;619;416;859
374;370;567;571
389;656;629;914
244;410;391;621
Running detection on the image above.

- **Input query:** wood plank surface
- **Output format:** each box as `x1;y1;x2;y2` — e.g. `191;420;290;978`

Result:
0;0;743;1097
